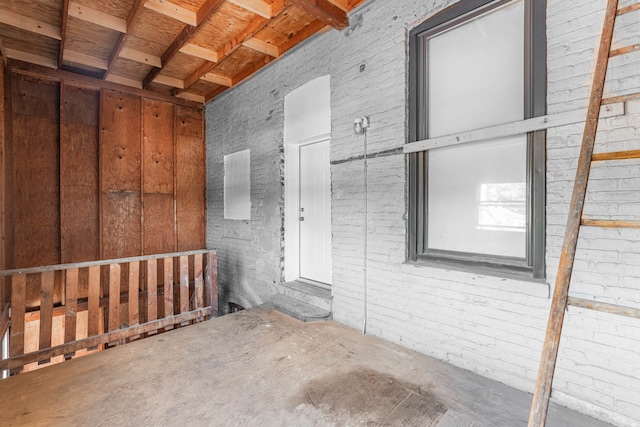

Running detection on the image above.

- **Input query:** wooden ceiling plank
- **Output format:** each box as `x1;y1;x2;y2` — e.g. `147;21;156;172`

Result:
64;50;109;70
278;19;328;55
0;10;62;40
175;92;204;103
142;0;226;89
180;43;219;63
201;72;232;87
68;1;127;33
59;0;71;68
9;59;203;108
243;37;279;57
5;48;58;69
289;0;349;30
105;74;143;88
227;0;273;19
144;0;197;26
231;55;271;85
119;47;162;68
204;85;227;102
104;0;146;80
153;74;185;88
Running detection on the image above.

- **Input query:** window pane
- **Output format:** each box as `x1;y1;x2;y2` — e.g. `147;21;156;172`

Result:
427;135;527;258
427;0;524;137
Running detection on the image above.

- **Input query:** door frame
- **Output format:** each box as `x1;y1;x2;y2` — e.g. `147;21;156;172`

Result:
284;132;331;285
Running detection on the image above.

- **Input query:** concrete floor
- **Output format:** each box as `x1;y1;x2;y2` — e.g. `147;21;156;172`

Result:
1;308;612;427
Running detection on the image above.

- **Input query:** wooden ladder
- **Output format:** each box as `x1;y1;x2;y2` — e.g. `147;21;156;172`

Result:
528;1;640;426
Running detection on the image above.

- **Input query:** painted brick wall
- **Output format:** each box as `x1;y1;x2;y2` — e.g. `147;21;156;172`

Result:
206;0;640;424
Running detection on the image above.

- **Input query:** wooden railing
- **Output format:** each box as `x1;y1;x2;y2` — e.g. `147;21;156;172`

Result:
0;249;217;374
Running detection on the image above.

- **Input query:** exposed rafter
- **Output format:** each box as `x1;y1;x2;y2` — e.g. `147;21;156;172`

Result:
0;38;8;67
58;0;70;68
201;72;232;87
142;0;226;89
289;0;349;30
103;0;147;80
64;50;109;69
0;10;62;40
144;0;197;26
179;43;219;62
119;47;162;68
4;48;58;69
227;0;273;18
242;37;279;57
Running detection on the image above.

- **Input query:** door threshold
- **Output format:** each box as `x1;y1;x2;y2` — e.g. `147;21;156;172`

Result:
297;278;331;291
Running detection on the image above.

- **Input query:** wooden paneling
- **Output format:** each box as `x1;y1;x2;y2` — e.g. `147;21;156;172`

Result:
12;75;61;269
176;106;205;250
60;85;100;263
100;89;142;259
143;193;176;255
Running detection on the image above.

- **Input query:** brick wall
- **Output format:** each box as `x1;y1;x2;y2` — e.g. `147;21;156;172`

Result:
205;0;640;424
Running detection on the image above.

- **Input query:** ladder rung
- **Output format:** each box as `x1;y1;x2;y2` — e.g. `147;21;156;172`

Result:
568;297;640;319
610;43;640;57
592;149;640;161
581;218;640;228
602;91;640;105
617;2;640;15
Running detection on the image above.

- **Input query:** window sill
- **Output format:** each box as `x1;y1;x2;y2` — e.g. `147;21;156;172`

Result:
406;256;549;287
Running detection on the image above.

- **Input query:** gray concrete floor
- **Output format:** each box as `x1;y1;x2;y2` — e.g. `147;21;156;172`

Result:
1;308;612;426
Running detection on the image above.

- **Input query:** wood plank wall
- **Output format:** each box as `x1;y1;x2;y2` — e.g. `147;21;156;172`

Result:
2;69;206;275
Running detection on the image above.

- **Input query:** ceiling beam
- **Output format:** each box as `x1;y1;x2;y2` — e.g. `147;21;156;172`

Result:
119;47;162;67
104;0;146;80
0;10;62;40
142;0;226;89
289;0;348;30
144;0;197;26
0;38;9;67
227;0;272;18
278;19;328;55
4;48;57;69
179;43;219;62
242;37;279;57
326;0;348;12
68;1;127;33
175;92;204;103
63;50;109;69
58;0;70;67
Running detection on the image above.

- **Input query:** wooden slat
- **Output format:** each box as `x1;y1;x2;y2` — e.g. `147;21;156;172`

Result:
5;48;58;69
175;92;204;103
64;50;109;70
0;249;212;277
581;219;640;228
129;261;140;326
64;268;78;344
105;0;146;80
154;75;184;89
39;272;55;356
201;72;232;87
568;297;640;319
108;264;121;331
228;0;273;18
9;274;26;357
0;10;62;40
147;259;158;321
0;303;9;342
289;0;349;30
205;251;218;318
104;74;143;89
68;1;127;33
610;43;640;57
592;149;640;161
164;258;174;318
602;91;640;105
87;265;100;337
179;256;189;313
0;308;212;370
194;254;204;311
528;1;620;425
617;2;640;15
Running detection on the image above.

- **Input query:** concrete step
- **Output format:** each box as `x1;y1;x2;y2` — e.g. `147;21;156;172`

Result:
280;281;332;312
265;294;332;322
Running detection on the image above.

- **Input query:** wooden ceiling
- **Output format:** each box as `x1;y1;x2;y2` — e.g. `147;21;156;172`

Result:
0;0;365;103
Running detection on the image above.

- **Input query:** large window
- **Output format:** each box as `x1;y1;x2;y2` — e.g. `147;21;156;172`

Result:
408;0;546;278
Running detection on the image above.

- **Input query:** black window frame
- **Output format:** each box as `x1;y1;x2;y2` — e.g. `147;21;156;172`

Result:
408;0;547;279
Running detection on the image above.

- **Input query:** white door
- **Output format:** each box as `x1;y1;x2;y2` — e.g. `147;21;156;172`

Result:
299;140;332;285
